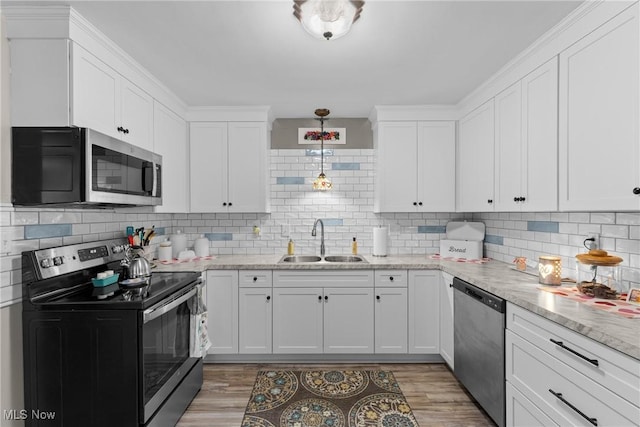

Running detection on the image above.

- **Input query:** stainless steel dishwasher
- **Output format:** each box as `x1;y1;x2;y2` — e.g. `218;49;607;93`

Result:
453;277;505;427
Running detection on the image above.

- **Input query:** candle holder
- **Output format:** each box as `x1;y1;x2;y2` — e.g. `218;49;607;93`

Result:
538;256;562;285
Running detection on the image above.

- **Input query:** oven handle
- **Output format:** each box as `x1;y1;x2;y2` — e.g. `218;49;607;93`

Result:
143;284;199;324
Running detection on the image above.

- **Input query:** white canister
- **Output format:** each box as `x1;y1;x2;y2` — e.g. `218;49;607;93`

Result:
158;243;173;261
194;234;210;257
170;230;187;258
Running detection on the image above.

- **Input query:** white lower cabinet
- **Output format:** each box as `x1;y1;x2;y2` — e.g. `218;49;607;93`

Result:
506;381;558;427
374;287;408;353
206;270;238;354
272;287;324;354
239;287;272;353
408;270;440;354
506;303;640;426
324;287;374;353
439;272;454;369
272;270;375;354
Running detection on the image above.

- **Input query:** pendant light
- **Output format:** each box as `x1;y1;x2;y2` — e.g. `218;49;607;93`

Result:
293;0;365;41
312;108;333;191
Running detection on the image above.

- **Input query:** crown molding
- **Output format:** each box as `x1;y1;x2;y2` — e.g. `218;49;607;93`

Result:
369;105;458;123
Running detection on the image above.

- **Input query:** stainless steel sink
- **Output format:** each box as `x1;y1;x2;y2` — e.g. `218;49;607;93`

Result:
279;255;322;263
323;255;366;263
277;254;368;264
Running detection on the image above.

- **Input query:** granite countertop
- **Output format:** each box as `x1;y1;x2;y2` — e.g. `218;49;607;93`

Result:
153;254;640;361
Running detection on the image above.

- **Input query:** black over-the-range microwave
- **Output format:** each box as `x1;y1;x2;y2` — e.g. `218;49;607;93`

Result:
12;127;162;207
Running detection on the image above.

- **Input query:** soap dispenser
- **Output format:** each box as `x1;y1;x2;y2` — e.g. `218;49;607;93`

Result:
351;237;358;255
288;239;295;255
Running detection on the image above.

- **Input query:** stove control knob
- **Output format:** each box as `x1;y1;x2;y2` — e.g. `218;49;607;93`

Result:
53;256;64;266
112;245;124;254
40;258;52;268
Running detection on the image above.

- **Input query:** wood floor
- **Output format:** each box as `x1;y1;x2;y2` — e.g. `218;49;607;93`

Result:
177;363;496;427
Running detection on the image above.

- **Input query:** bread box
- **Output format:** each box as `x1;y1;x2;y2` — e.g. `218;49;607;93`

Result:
439;221;485;259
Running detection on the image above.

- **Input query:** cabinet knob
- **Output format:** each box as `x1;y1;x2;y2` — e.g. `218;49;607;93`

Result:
266;295;271;301
376;295;381;300
117;126;124;132
487;199;493;204
324;295;328;301
634;187;640;195
413;202;417;206
514;197;519;202
123;128;129;134
389;276;394;282
223;202;227;206
253;277;258;282
418;202;423;206
228;202;233;206
449;283;453;288
318;295;322;301
521;196;526;202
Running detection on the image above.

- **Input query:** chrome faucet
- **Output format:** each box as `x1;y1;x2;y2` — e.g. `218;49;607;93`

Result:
311;219;325;257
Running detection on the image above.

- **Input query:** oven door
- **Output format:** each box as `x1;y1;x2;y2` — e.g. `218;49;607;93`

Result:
141;285;199;424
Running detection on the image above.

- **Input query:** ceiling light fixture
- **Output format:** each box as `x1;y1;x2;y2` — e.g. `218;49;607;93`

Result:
293;0;365;41
312;108;333;191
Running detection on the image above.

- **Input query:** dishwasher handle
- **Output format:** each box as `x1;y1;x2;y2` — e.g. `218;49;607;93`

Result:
453;277;506;313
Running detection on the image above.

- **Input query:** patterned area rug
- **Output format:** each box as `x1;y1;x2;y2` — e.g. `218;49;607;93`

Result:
241;370;419;427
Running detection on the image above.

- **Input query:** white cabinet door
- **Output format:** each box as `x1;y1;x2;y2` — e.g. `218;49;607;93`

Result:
227;122;269;212
374;287;408;353
154;102;188;213
239;287;272;354
375;121;455;212
494;81;523;211
375;122;418;212
206;270;238;354
522;57;558;212
272;287;323;354
189;122;228;212
408;270;440;354
72;43;120;139
457;100;495;212
190;122;269;213
120;79;154;151
72;43;154;149
416;121;456;212
439;272;454;369
559;4;640;211
323;287;374;354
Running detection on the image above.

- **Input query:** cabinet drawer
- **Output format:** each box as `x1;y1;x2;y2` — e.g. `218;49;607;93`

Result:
239;270;272;287
238;270;273;288
506;330;639;426
506;381;559;427
374;270;407;287
507;303;640;405
273;270;374;288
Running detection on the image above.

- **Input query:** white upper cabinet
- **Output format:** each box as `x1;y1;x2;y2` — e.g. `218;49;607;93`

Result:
374;121;455;212
559;3;640;211
457;100;495;212
72;43;154;151
153;102;189;213
495;58;558;211
190;121;269;213
10;39;155;151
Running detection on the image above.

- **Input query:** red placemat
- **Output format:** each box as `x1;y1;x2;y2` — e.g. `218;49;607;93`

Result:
429;254;491;264
158;255;216;264
539;286;640;319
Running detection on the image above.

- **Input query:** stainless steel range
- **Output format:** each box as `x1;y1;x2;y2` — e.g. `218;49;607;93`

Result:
21;238;203;427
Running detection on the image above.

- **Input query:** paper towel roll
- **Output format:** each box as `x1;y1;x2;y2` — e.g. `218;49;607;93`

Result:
373;226;388;257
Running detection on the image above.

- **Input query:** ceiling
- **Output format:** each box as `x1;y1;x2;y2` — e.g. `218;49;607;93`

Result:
10;0;584;118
